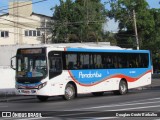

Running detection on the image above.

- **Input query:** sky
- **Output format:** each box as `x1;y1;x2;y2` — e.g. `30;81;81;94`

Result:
0;0;159;32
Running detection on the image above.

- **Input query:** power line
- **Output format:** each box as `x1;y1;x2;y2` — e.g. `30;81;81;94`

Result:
0;11;51;24
0;0;51;33
0;0;51;34
0;0;32;11
0;22;25;29
0;28;24;36
0;0;50;44
0;22;27;38
0;17;43;28
0;0;51;23
0;0;48;12
0;22;27;40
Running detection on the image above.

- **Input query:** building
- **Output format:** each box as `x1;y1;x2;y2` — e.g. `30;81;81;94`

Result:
0;0;52;45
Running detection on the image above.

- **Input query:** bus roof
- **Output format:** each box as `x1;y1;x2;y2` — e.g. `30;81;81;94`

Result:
45;42;124;50
16;42;149;53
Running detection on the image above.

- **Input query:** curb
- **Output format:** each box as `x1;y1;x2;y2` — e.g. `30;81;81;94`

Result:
0;95;36;102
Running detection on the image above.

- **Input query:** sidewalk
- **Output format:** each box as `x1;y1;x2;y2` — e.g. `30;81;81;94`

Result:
0;88;36;102
0;88;16;97
0;95;36;102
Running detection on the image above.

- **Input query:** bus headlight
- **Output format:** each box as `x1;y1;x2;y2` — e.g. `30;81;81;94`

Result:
38;82;47;90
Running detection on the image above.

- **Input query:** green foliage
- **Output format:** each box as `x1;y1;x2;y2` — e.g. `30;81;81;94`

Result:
109;0;160;72
143;9;160;51
109;0;155;49
50;0;107;43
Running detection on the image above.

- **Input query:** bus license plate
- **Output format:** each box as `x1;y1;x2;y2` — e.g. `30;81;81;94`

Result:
21;90;31;94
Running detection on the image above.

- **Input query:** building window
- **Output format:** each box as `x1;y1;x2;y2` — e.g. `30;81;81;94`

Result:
37;31;40;36
33;31;36;36
0;31;9;37
25;30;41;37
25;31;28;36
29;30;32;36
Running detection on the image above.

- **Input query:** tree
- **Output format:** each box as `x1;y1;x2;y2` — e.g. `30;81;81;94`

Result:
50;0;75;43
109;0;155;49
144;8;160;72
144;9;160;50
50;0;107;43
108;0;160;73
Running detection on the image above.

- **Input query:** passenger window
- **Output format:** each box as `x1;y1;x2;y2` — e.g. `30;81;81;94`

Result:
65;54;77;70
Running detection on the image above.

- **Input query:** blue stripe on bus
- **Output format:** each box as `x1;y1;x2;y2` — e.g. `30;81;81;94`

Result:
69;68;151;85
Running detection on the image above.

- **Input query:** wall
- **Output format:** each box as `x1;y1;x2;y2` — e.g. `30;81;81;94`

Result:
0;44;44;94
0;67;16;95
0;67;15;89
0;44;44;66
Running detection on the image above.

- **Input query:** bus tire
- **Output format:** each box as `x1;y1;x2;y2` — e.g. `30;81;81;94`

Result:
92;92;104;96
114;80;128;95
63;83;76;100
37;96;49;102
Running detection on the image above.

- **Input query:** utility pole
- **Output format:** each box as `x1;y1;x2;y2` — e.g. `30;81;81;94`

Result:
44;18;47;44
12;0;19;44
37;18;49;44
133;9;139;50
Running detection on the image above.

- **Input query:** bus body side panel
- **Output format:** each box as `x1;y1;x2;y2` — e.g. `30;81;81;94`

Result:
47;71;120;95
16;67;152;96
127;71;151;89
49;68;151;95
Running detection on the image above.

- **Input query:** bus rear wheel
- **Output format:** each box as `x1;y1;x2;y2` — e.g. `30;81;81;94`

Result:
63;84;76;100
114;80;128;95
37;96;49;102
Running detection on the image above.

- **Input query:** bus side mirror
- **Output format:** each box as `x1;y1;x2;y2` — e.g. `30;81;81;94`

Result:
11;56;16;70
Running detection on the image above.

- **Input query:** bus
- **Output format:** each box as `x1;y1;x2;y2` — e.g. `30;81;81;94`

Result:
11;43;152;101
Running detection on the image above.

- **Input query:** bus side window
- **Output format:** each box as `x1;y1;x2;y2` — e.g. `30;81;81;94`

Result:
68;61;74;69
65;53;77;70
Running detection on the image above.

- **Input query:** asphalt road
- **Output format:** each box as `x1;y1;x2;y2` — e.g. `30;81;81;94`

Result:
0;79;160;120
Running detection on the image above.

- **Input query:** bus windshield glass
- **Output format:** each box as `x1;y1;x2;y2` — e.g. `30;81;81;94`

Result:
16;48;47;78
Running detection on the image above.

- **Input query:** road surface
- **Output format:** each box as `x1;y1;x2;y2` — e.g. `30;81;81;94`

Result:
0;79;160;120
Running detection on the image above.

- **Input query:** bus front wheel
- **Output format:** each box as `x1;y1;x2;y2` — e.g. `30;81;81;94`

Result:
37;96;49;102
63;84;76;100
114;80;128;95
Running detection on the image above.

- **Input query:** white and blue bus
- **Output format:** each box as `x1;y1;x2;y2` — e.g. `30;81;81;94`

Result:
11;44;152;101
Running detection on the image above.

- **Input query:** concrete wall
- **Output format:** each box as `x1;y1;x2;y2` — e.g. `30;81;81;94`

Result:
0;67;16;95
0;67;15;89
0;44;45;66
0;44;45;94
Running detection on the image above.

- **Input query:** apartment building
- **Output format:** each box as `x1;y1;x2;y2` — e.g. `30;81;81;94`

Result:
0;0;52;45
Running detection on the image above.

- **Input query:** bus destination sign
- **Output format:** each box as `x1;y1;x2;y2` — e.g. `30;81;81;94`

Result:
20;49;42;54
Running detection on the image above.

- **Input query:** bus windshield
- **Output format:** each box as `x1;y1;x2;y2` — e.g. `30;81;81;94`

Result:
16;55;47;78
